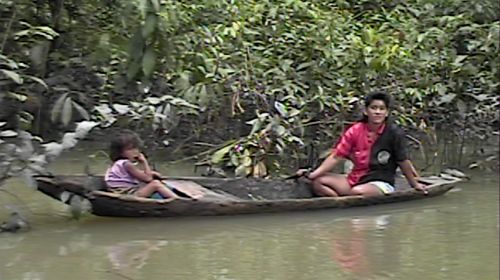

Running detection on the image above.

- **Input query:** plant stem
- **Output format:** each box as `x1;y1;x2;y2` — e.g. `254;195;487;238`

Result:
457;116;468;166
168;140;237;164
1;7;16;54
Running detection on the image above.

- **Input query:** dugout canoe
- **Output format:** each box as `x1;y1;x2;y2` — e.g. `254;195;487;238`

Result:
34;174;462;217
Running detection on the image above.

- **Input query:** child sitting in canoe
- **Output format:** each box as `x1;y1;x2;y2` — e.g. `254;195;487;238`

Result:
297;91;427;197
104;130;179;199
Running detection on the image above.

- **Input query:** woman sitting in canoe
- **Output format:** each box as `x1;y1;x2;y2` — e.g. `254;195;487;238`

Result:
104;130;179;199
297;91;427;197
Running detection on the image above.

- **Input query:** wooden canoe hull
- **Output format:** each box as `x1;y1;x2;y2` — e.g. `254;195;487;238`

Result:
34;175;460;217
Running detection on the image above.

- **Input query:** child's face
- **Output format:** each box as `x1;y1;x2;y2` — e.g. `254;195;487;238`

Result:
364;100;388;124
122;146;140;160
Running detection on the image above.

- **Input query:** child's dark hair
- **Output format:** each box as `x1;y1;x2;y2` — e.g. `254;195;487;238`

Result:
109;130;142;161
359;91;393;122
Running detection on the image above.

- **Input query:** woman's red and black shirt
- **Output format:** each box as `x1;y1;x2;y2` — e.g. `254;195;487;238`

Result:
333;122;408;187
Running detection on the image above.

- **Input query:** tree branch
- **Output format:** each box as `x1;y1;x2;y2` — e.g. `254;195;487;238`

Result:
1;7;16;54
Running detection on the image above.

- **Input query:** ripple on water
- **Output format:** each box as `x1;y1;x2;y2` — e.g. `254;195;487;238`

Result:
0;164;498;280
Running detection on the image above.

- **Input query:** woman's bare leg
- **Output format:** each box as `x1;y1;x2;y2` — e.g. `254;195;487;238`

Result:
350;183;383;197
312;174;351;197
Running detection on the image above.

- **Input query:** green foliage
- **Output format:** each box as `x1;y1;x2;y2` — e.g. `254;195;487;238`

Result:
14;22;59;41
50;92;91;127
209;109;305;177
0;54;48;88
126;0;162;82
0;1;99;220
139;0;497;174
1;0;498;176
0;121;98;187
94;94;199;136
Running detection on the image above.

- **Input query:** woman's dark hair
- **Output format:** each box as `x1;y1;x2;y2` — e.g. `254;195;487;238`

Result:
359;91;393;122
109;130;142;161
364;91;392;108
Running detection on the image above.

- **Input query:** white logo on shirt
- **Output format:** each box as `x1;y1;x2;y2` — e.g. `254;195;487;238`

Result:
377;150;391;165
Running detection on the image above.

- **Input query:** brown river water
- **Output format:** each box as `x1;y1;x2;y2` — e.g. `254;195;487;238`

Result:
0;152;498;280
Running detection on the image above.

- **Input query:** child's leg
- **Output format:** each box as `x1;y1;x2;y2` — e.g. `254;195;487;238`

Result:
136;180;179;199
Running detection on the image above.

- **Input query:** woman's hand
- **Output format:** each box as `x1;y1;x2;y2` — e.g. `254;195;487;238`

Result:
413;183;428;195
296;168;312;179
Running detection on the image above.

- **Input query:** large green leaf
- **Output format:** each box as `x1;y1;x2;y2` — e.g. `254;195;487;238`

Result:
35;26;59;38
235;164;252;177
150;0;160;12
72;101;90;120
0;54;18;69
0;130;18;137
247;118;262;135
61;96;73;126
7;92;27;101
274;101;288;117
1;69;23;84
142;15;158;38
242;156;252;167
25;75;48;89
211;144;234;164
175;72;190;91
127;61;141;80
138;0;148;18
142;47;156;78
437;93;456;104
51;93;69;124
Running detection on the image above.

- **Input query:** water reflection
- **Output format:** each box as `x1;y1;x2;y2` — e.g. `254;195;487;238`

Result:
0;157;498;280
0;201;498;280
107;240;167;276
329;215;391;279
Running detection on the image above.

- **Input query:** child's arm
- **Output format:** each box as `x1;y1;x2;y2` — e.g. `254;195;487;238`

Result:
124;154;155;182
151;170;164;179
136;154;164;179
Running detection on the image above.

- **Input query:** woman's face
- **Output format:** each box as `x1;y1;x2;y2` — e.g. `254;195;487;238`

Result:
364;100;388;124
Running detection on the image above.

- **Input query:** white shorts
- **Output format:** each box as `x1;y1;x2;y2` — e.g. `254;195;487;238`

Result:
370;181;395;194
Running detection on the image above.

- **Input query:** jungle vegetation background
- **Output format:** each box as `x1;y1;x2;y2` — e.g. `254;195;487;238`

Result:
0;0;498;184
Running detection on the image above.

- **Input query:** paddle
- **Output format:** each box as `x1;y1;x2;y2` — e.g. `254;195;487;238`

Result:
283;173;303;180
283;168;312;180
284;145;317;180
